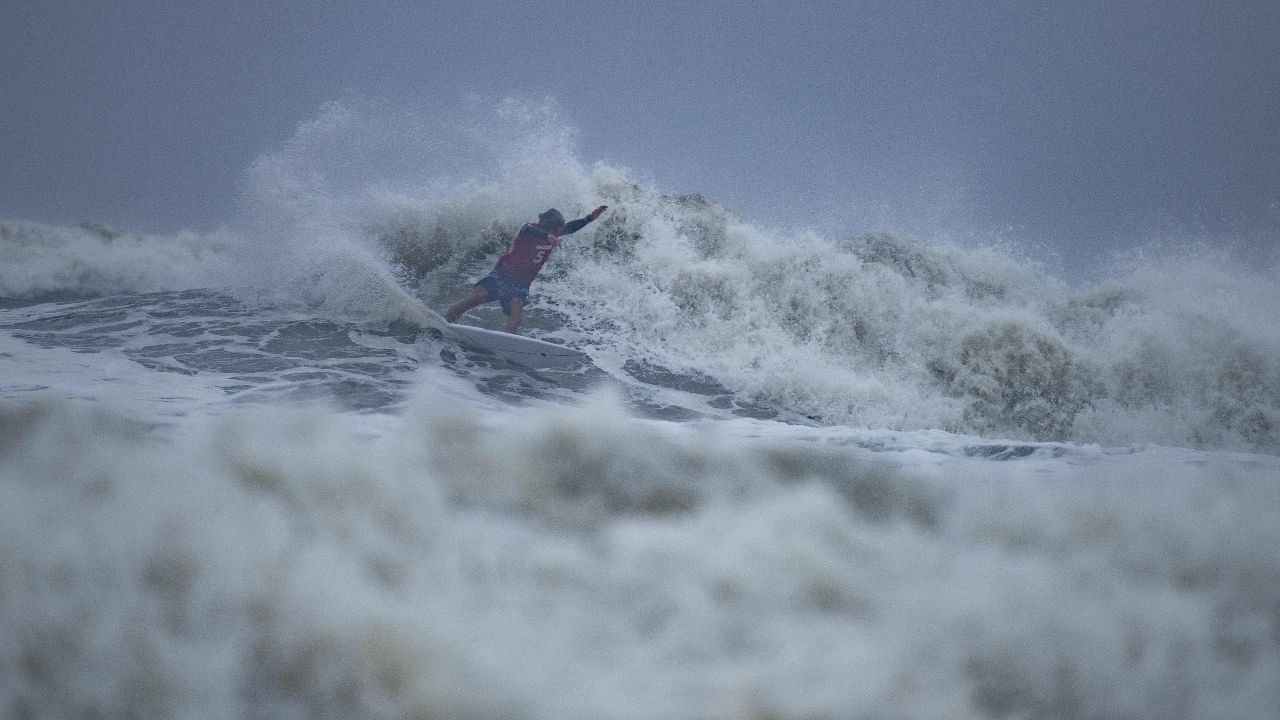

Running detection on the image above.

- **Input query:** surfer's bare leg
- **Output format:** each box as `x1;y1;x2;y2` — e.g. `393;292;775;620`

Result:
445;287;489;322
504;298;524;334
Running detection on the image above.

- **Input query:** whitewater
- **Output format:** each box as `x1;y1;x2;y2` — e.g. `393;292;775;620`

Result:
2;100;1278;719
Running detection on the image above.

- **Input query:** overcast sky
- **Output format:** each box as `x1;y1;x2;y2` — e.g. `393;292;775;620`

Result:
5;0;1278;271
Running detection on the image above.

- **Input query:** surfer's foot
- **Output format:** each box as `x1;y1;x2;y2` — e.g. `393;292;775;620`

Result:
444;307;460;322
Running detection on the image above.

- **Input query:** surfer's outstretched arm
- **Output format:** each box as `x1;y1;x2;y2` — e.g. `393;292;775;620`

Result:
561;205;608;236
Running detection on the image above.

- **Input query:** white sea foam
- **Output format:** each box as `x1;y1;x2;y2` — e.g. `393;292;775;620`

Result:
0;221;237;299
2;393;1277;719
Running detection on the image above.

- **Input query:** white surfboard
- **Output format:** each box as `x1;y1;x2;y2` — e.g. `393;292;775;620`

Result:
415;306;590;369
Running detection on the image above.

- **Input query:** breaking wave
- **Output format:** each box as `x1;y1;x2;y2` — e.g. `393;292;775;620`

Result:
4;98;1278;453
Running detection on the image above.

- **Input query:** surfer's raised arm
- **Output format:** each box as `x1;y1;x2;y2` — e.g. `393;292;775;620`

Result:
444;205;609;333
560;205;608;236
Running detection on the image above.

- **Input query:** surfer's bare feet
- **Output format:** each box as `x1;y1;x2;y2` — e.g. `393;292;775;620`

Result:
444;307;460;322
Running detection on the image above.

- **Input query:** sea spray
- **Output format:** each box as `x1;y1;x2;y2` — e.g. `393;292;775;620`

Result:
5;98;1277;451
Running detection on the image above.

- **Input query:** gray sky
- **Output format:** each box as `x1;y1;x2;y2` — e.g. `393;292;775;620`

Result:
5;1;1278;272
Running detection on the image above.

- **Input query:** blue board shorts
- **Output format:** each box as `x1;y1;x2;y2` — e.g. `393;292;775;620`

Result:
475;272;530;316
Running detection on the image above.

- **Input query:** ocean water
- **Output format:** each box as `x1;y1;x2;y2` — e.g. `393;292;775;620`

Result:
3;101;1279;719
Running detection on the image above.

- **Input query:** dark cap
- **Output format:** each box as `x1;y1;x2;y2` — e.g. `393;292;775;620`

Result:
538;208;565;227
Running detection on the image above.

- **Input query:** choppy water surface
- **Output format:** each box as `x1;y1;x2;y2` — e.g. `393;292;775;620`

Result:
3;102;1278;718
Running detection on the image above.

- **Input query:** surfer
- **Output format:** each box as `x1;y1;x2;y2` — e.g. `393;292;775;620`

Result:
445;205;608;333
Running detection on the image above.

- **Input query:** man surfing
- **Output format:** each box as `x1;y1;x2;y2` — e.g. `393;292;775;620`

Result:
445;205;608;333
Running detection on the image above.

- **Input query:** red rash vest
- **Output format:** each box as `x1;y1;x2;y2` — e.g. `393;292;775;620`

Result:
491;216;593;286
